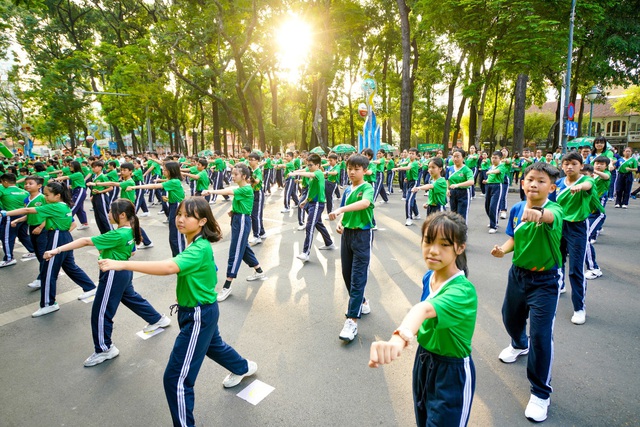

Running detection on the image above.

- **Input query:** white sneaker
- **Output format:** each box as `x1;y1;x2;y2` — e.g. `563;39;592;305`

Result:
297;224;306;230
525;394;550;422
589;239;596;245
84;345;120;367
559;286;566;294
280;208;291;213
22;252;36;259
0;259;17;268
246;271;266;281
571;310;586;325
248;236;262;246
615;204;621;208
405;218;413;226
27;279;41;290
401;197;406;201
339;319;358;342
223;361;257;388
498;345;529;363
622;205;628;209
217;287;232;301
138;212;150;217
585;268;602;280
488;228;497;234
162;218;170;224
361;300;371;315
138;242;154;249
414;214;421;220
500;211;507;219
143;314;171;333
76;224;89;230
296;252;310;262
78;288;97;300
319;244;336;250
32;303;60;317
158;210;165;215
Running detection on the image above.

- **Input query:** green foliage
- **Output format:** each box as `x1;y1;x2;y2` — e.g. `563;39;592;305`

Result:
613;86;640;115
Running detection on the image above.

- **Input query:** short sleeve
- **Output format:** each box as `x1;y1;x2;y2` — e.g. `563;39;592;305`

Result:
173;245;199;274
91;231;124;251
429;284;477;330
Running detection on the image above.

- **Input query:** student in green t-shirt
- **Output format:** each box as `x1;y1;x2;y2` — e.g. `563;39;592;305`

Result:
370;211;476;427
446;148;475;222
385;151;396;194
614;146;638;207
288;153;335;263
181;159;211;201
392;147;420;226
247;153;266;245
203;163;266;302
98;197;257;425
491;161;563;423
131;159;150;216
484;151;509;233
2;181;96;317
0;173;35;267
43;198;168;367
131;162;185;256
328;155;375;342
586;156;611;250
52;160;90;230
324;153;341;214
478;151;490;195
412;157;447;216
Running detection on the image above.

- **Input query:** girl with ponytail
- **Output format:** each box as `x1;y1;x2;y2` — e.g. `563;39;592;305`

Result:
42;198;170;367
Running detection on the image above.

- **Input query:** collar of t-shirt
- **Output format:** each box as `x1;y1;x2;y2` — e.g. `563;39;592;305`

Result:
427;270;465;300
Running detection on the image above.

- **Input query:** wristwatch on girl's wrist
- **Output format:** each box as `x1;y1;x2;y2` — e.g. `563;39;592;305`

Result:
393;327;414;344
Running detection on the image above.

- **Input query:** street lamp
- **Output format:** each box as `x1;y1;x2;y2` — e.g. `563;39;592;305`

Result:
586;85;601;137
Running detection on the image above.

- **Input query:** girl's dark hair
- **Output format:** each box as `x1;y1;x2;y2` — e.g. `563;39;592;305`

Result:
46;182;73;207
164;161;183;180
421;211;468;277
361;148;374;158
120;162;134;171
110;199;142;245
34;162;46;172
453;148;466;158
591;136;607;155
307;153;321;165
234;163;253;182
429;157;444;169
177;197;222;243
71;161;82;173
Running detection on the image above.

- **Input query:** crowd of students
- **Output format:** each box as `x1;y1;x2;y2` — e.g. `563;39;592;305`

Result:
0;137;638;426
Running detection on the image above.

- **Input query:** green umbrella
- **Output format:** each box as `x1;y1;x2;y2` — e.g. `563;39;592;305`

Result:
331;144;357;154
567;137;594;149
251;149;264;157
310;146;326;155
198;149;213;157
380;143;398;152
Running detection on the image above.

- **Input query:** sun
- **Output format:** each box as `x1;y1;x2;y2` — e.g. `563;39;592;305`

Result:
275;17;312;83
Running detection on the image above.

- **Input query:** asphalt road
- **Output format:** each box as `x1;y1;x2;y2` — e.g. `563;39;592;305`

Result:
1;184;639;427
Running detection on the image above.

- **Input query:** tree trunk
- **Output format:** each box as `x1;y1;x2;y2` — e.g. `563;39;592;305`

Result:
577;91;585;137
503;86;515;152
453;96;467;150
301;110;308;151
222;127;227;156
382;53;388;143
513;73;528;154
200;101;205;151
469;100;477;149
347;89;355;146
488;80;500;150
321;84;328;150
112;125;125;153
397;0;412;150
268;71;278;151
442;55;465;147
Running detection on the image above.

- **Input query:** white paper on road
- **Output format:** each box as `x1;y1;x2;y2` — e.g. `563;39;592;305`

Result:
236;380;274;405
136;328;164;340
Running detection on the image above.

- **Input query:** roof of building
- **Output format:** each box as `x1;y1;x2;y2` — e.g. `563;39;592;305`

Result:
527;87;639;118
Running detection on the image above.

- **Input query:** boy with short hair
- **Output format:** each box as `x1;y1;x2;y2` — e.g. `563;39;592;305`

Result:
89;161;114;234
584;157;610;279
14;176;47;287
247;153;266;245
484;151;509;233
277;152;299;213
289;154;334;262
491;161;563;423
324;153;341;214
329;154;374;341
553;151;602;325
392;148;420;226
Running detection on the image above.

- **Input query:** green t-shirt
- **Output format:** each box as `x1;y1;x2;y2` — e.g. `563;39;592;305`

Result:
119;178;136;203
618;157;638;174
232;185;254;215
264;158;273;169
417;272;477;358
386;159;395;171
377;159;386;174
448;165;474;188
91;227;134;261
520;158;533;173
212;158;226;172
92;173;110;194
35;202;73;230
406;160;420;181
486;163;508;184
555;175;601;222
284;160;296;178
68;171;86;189
480;158;491;170
26;193;46;226
507;200;563;271
173;236;217;307
35;171;50;186
195;170;210;192
594;170;611;198
251;167;263;191
326;163;341;183
464;154;479;169
133;169;144;184
106;169;120;181
306;169;326;203
341;183;374;229
365;163;376;184
162;179;185;204
428;177;448;207
0;186;29;211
